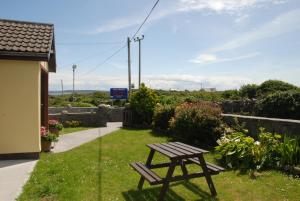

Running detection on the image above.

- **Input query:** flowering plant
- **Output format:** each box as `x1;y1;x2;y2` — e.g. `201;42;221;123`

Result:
40;126;58;142
48;120;64;131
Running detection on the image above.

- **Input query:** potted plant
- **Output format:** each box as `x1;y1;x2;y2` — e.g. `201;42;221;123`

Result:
41;126;59;152
48;119;64;135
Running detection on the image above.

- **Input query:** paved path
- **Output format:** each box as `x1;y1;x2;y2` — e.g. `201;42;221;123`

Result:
0;160;38;201
0;122;122;201
52;122;122;153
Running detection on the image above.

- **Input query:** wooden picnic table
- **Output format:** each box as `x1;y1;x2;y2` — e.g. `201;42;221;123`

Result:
130;142;224;201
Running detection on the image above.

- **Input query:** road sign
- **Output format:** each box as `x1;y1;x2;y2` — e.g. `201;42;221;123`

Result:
110;88;128;100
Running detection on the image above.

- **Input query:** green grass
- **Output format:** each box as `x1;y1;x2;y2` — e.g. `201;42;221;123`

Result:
18;129;300;201
61;127;94;135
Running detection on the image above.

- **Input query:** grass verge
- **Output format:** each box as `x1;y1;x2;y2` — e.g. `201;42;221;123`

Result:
61;127;94;135
18;129;300;201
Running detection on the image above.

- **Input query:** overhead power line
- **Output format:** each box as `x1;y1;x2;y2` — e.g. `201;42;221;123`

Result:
82;44;127;76
131;0;160;40
82;0;161;76
56;41;124;46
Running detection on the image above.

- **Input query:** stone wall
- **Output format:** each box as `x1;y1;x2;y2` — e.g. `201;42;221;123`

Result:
49;112;106;127
222;114;300;138
49;105;124;127
220;100;256;115
49;107;97;114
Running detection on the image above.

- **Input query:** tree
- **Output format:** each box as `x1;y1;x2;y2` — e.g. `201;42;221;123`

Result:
129;83;158;125
257;80;298;96
240;84;258;99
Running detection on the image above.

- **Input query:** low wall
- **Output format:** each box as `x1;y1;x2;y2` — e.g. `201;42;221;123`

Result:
49;112;106;127
222;114;300;138
220;100;256;115
49;106;124;127
49;107;97;114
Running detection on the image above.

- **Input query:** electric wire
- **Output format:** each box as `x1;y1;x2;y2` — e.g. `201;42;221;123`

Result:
82;0;161;76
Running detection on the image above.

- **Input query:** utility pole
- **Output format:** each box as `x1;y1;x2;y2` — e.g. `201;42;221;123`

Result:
134;35;144;88
127;37;131;98
61;79;64;95
72;64;77;101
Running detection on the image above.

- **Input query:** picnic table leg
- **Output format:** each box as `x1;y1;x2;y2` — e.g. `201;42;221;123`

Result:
138;149;155;190
180;160;188;178
198;155;217;196
158;159;176;201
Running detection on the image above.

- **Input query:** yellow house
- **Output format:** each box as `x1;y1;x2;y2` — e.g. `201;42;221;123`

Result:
0;19;56;159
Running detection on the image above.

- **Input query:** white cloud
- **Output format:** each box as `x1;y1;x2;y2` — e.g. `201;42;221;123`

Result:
90;0;285;34
91;8;174;34
209;9;300;52
234;14;249;24
50;73;251;91
190;52;259;64
177;0;284;13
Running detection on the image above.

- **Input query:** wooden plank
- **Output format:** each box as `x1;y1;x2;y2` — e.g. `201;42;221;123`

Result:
206;162;225;171
162;143;194;155
136;162;162;182
130;163;156;184
187;158;224;172
138;149;155;189
154;143;186;157
168;142;202;154
174;142;209;153
147;144;177;158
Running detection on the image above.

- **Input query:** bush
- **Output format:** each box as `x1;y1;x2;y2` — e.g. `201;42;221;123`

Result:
152;104;175;132
65;120;81;128
130;83;158;125
216;131;256;169
222;89;240;100
278;135;300;167
71;102;94;107
216;128;299;170
169;101;223;146
257;80;298;96
240;84;258;99
256;90;300;119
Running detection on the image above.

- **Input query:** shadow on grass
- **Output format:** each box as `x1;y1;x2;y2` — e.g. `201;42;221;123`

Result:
122;181;218;201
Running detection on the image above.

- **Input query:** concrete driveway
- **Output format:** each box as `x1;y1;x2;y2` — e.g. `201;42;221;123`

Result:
0;160;37;201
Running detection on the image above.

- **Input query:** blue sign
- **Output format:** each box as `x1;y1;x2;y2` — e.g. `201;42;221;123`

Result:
110;88;128;100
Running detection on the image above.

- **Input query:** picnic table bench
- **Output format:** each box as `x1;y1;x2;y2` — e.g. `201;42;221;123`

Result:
130;142;224;201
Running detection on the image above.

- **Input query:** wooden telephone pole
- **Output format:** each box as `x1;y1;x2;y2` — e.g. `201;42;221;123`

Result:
127;37;131;97
134;35;144;88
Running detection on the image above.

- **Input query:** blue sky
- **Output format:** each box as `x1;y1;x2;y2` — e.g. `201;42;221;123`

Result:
1;0;300;90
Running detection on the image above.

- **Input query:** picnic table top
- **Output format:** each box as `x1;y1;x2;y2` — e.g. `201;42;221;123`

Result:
146;142;209;159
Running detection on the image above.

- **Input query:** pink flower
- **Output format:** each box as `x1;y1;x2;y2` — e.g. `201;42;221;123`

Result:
40;126;47;137
48;119;59;126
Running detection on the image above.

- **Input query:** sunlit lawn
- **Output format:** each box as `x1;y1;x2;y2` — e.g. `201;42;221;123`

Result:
18;129;300;201
61;127;94;135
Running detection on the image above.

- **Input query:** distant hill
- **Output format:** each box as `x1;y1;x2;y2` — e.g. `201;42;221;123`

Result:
49;90;107;96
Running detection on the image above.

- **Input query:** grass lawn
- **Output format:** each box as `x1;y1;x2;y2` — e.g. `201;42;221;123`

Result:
61;127;94;134
18;129;300;201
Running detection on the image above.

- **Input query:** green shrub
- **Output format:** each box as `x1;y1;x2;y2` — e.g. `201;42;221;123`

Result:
216;128;300;170
152;104;175;132
222;89;241;100
65;120;81;128
240;84;258;99
130;83;158;125
278;135;300;167
169;101;223;146
257;80;298;96
256;90;300;119
216;131;255;169
71;102;94;107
